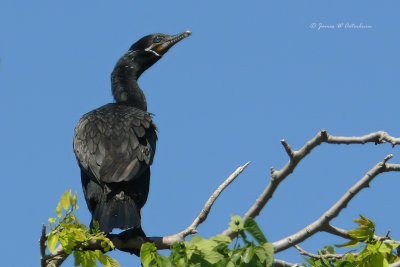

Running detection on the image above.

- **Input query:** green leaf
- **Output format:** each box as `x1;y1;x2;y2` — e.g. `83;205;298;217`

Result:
336;239;359;248
317;249;329;265
323;245;335;254
72;191;78;208
47;233;58;253
48;217;56;223
98;253;121;267
229;214;244;232
140;243;157;267
378;243;396;254
368;253;386;267
243;217;267;244
337;262;355;267
210;235;232;244
354;215;375;229
230;249;242;263
347;228;372;241
303;256;317;266
243;245;255;263
262;242;274;265
56;203;62;218
254;247;267;263
74;251;84;266
60;190;72;210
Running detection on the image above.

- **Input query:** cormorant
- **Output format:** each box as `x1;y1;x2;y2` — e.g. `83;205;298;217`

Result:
73;31;191;243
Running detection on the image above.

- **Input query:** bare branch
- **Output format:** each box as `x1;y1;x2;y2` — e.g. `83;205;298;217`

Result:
325;131;400;147
324;224;351;239
273;259;301;267
221;130;400;239
273;158;400;252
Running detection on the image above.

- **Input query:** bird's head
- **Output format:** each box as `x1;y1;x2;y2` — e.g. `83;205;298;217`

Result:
111;30;191;108
129;30;192;57
115;30;192;79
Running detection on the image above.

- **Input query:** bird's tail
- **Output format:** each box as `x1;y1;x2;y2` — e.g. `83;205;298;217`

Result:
92;195;142;234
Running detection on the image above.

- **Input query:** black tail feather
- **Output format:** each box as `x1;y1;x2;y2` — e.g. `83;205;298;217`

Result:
92;196;141;233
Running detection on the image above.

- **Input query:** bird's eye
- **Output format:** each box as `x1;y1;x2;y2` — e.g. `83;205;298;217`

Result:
153;37;162;43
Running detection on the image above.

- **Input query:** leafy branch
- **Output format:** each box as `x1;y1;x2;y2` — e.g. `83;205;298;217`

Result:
300;215;400;267
40;190;120;267
140;215;274;267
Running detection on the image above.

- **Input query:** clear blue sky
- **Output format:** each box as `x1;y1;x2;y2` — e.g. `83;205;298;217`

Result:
1;1;399;266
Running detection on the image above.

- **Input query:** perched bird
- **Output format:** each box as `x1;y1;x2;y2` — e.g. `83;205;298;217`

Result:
73;31;191;241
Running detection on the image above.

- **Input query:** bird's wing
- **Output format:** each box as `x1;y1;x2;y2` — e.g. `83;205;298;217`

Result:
73;103;157;184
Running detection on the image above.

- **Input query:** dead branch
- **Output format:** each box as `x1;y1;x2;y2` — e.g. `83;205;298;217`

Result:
273;157;400;252
221;130;400;239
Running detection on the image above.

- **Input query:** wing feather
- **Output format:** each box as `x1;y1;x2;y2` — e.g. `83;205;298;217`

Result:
73;103;157;184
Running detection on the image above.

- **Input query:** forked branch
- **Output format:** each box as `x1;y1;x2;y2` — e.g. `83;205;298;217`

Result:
222;130;400;239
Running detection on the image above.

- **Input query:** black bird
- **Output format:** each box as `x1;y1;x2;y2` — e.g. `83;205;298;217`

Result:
73;31;191;240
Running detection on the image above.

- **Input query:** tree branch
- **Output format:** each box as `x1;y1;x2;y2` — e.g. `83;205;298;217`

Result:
272;158;400;252
273;259;301;267
324;224;351;239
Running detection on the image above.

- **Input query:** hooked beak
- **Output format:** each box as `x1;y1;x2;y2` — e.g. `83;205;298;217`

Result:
152;30;192;56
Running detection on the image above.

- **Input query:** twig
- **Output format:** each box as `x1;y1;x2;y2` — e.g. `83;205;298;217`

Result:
294;244;356;259
181;162;251;237
281;139;295;159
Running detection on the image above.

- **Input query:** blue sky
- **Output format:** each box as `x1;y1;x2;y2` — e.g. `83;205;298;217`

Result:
1;1;399;266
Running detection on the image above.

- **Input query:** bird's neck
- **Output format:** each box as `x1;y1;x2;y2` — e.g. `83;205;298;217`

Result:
112;71;147;110
111;51;160;111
